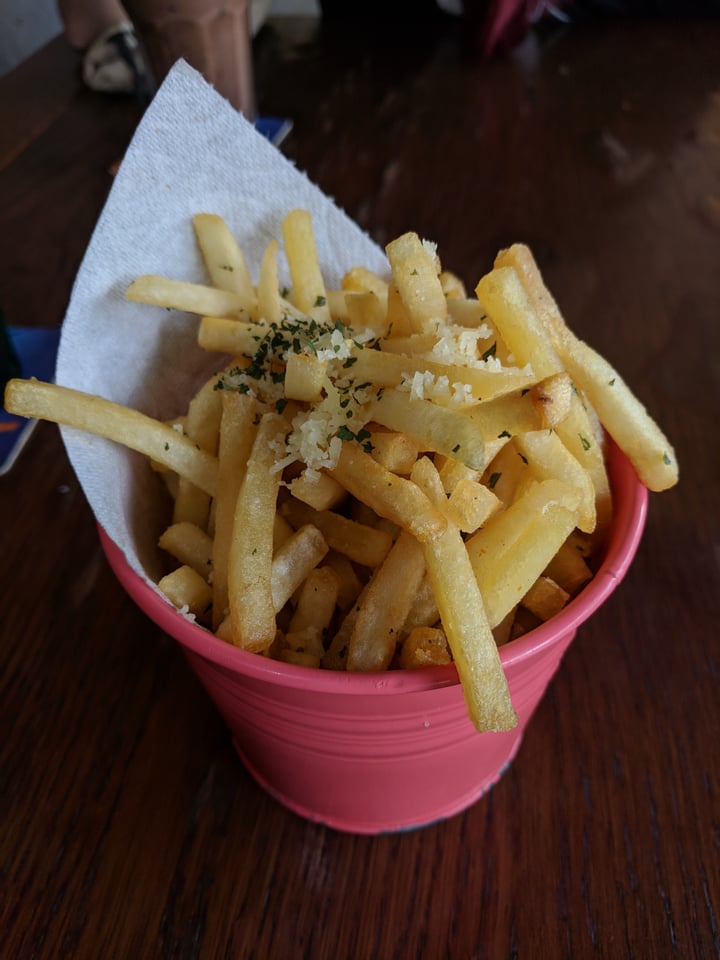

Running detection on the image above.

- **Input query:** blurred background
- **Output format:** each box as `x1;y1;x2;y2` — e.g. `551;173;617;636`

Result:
0;0;318;76
4;0;718;79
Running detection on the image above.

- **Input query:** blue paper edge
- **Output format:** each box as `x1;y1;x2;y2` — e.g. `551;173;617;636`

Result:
0;326;61;475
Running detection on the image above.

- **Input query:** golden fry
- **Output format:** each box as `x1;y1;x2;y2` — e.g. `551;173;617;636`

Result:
280;497;393;568
347;531;426;672
227;412;287;652
211;391;257;627
329;443;447;544
386;232;447;335
282;208;330;322
158;521;213;579
4;379;218;495
126;274;248;318
193;212;255;304
411;457;517;732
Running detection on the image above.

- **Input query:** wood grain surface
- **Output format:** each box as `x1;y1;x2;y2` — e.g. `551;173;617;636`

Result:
1;13;719;959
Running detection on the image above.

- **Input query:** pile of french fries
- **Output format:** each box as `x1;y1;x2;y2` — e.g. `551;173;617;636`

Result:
4;209;678;733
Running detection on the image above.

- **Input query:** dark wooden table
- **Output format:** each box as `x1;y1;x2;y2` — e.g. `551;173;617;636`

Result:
2;13;719;959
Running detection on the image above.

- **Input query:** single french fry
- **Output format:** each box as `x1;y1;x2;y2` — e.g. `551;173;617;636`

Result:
288;470;347;510
565;528;595;558
521;576;570;621
402;574;440;633
329;442;447;544
270;524;329;612
288;565;340;636
348;497;379;527
157;565;212;620
323;551;363;611
476;504;579;627
347;531;426;672
347;345;536;403
126;274;248;318
476;266;563;380
344;290;389;338
439;271;466;299
278;647;322;668
227;412;287;652
492;607;517;648
172;374;223;530
326;289;350;323
256;238;284;325
510;607;542;641
211;390;257;627
384;281;414;338
281;209;330;323
446;477;502;534
341;265;389;307
283;618;326;660
398;626;451;669
198;317;267;356
273;511;295;550
493;243;565;340
369;430;419;475
366;388;486;470
283;626;326;660
192;213;255;303
377;333;439;356
554;409;613;537
158;521;213;579
435;454;479;493
158;468;179;501
446;296;493;330
284;352;327;402
322;584;368;669
280;497;393;568
3;379;218;495
411;456;517;732
386;232;447;334
214;615;233;644
528;372;574;430
555;335;678;492
543;539;594;594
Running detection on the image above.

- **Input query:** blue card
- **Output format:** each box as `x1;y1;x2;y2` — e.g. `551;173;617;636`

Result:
255;116;293;147
1;325;61;475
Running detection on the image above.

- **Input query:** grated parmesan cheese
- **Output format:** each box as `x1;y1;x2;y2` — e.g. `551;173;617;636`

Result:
209;303;532;481
398;370;475;408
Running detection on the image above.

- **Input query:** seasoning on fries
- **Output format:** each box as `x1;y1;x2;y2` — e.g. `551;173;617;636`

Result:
3;210;679;733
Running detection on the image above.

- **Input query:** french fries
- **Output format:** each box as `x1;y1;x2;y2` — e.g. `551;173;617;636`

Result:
3;209;678;734
494;242;678;493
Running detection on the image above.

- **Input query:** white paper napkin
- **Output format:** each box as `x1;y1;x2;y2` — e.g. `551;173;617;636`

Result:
55;60;389;583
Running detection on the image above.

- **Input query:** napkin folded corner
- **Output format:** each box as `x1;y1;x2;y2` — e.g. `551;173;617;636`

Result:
54;59;389;585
